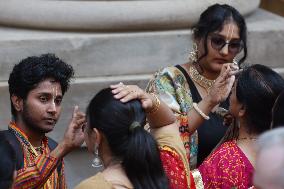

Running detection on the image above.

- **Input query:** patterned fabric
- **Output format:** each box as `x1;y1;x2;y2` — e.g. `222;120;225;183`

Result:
146;66;198;168
190;170;204;189
191;140;254;189
151;123;191;189
9;122;66;189
160;146;189;189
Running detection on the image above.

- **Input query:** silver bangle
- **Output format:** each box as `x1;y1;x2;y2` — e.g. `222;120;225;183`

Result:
193;102;210;120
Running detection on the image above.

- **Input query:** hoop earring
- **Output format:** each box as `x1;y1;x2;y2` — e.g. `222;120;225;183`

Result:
189;43;198;63
91;144;103;168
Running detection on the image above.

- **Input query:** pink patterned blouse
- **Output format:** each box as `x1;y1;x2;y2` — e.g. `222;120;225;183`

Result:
191;140;254;189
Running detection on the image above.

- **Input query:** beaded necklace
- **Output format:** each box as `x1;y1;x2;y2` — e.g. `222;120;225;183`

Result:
189;65;215;93
9;122;53;188
9;122;44;156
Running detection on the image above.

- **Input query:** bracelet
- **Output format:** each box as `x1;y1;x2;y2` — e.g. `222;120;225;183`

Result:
192;103;210;120
146;93;160;114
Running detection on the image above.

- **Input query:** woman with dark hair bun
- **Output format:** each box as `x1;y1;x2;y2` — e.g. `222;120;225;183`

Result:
75;84;177;189
75;62;235;189
190;64;284;189
147;3;247;168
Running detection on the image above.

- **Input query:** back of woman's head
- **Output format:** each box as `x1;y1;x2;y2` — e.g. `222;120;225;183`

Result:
193;4;247;64
87;88;169;189
0;138;16;189
236;64;284;134
271;91;284;128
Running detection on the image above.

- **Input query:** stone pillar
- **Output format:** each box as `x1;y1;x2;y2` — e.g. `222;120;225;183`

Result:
0;0;260;31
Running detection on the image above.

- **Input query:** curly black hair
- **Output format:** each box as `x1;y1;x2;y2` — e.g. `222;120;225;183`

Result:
8;53;74;117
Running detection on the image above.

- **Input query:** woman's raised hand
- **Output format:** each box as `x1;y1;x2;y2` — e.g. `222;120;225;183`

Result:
110;82;154;111
207;63;238;105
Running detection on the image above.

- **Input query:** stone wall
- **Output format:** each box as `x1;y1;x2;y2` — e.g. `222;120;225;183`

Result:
0;0;284;188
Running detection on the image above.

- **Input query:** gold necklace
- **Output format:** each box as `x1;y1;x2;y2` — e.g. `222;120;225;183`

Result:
189;65;215;92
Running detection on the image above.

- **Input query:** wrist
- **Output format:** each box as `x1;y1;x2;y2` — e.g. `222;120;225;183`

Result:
145;93;160;114
204;94;219;108
53;141;70;158
193;103;210;120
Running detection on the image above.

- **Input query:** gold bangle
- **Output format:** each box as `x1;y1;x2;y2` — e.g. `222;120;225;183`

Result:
192;102;210;120
146;93;160;114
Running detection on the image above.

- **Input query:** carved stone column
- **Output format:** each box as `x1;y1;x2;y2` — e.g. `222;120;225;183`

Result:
0;0;260;31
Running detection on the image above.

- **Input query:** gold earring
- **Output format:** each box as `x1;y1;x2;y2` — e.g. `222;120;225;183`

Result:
189;43;198;63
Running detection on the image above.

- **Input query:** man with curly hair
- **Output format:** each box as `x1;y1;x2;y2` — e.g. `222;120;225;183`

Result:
0;54;86;189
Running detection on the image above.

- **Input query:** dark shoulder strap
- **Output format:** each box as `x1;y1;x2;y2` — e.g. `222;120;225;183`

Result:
175;65;201;102
0;130;24;170
47;137;62;174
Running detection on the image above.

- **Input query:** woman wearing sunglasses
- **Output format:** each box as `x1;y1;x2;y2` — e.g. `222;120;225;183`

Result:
147;4;247;168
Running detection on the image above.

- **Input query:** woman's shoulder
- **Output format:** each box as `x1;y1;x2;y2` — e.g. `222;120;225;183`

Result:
148;64;189;92
146;64;193;113
201;140;248;169
102;164;134;189
204;141;237;161
75;172;113;189
153;65;186;79
198;142;254;188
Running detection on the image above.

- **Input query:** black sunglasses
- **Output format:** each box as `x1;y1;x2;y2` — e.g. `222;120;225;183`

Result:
209;34;244;55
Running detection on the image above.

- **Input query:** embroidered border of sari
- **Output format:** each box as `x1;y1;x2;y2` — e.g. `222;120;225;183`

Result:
190;169;204;189
151;124;191;188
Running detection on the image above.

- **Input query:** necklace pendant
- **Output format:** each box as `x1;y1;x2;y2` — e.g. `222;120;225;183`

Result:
189;65;215;91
